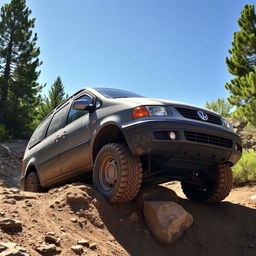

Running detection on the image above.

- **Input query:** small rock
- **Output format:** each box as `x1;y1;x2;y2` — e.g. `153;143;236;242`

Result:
89;242;97;250
45;232;60;245
9;188;20;194
77;239;90;247
71;245;83;254
35;243;58;254
0;242;29;255
3;199;16;204
0;218;22;231
71;218;77;223
143;201;193;244
128;212;140;223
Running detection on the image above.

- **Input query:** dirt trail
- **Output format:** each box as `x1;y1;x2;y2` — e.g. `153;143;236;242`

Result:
0;182;255;256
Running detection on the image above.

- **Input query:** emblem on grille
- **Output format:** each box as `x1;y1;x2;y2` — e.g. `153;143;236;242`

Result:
197;110;208;121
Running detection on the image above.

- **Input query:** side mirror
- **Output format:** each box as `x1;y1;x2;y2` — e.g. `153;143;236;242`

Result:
72;99;92;110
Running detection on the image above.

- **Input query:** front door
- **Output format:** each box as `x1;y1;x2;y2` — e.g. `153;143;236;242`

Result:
60;95;93;174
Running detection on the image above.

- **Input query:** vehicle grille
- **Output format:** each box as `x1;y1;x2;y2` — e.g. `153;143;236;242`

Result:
175;107;222;125
184;131;233;148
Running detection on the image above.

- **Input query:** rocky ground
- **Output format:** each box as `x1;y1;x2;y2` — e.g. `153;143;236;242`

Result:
0;140;256;256
0;182;255;256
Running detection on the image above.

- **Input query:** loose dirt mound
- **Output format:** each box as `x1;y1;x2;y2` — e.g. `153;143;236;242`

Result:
0;182;255;256
0;141;255;255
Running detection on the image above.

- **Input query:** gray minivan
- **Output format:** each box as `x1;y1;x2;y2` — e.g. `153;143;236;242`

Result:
21;88;242;203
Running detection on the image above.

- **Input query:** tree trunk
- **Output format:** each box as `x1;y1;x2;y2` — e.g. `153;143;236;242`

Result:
0;37;13;124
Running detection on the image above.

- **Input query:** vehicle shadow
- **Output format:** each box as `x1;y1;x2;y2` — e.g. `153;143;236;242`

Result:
95;187;256;256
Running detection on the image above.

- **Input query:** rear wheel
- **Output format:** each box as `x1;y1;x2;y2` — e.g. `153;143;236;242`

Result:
24;171;42;192
93;143;142;203
181;164;233;203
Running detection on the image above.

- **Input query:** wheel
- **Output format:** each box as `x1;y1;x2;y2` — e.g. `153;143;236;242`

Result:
93;143;143;203
24;171;42;192
181;164;233;203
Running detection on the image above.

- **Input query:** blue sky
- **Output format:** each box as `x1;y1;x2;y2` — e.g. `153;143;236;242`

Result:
1;0;255;106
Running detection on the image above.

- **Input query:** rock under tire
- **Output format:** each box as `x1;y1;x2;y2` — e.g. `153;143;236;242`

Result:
181;165;233;203
93;143;143;203
24;171;42;192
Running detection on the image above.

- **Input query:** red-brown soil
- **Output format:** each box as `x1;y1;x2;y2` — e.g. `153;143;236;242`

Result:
0;182;255;256
0;141;255;256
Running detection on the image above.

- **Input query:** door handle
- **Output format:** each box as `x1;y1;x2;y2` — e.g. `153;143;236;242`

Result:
55;135;60;143
61;134;67;139
61;131;67;140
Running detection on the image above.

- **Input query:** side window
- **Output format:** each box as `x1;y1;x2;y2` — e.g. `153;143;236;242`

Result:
29;117;51;148
46;104;69;137
67;95;93;124
95;98;102;109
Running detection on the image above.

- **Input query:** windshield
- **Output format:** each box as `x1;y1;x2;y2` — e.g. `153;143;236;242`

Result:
94;88;144;99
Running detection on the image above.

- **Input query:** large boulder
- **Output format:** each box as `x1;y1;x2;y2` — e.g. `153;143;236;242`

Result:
136;185;179;210
143;201;193;244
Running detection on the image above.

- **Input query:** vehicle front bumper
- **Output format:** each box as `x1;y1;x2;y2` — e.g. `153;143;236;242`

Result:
122;120;242;167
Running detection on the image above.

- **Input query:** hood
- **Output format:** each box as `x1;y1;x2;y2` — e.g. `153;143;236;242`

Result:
112;97;219;116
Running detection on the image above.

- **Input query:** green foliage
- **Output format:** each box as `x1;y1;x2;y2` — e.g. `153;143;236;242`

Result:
0;124;9;141
205;98;232;117
0;0;42;138
232;149;256;185
37;76;68;122
225;4;256;125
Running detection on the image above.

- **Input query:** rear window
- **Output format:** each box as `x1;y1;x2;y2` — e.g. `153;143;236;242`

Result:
94;88;143;99
28;118;51;149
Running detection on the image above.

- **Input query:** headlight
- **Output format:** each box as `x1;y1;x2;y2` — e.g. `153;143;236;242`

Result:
132;106;172;119
223;119;234;130
146;106;172;116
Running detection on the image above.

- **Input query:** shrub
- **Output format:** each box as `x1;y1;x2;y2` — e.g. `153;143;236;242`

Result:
232;149;256;185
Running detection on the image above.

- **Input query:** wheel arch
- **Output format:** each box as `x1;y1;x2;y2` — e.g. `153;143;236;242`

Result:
25;164;38;179
92;123;128;162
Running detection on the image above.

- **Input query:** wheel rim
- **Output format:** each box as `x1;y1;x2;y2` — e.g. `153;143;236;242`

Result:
98;155;118;192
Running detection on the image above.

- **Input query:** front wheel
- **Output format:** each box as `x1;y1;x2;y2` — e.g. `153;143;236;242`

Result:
24;171;42;192
181;164;233;203
93;143;143;203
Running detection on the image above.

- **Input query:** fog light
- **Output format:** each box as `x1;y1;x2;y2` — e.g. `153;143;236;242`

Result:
169;131;176;140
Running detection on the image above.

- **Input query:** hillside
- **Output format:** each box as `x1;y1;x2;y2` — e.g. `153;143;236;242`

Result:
0;141;255;256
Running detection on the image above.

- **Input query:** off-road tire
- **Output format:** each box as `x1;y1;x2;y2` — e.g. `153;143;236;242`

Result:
93;143;142;203
181;164;233;203
24;171;42;192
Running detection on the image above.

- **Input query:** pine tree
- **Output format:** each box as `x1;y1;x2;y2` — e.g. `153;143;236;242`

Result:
37;76;68;121
205;98;232;118
0;0;42;137
225;4;256;124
